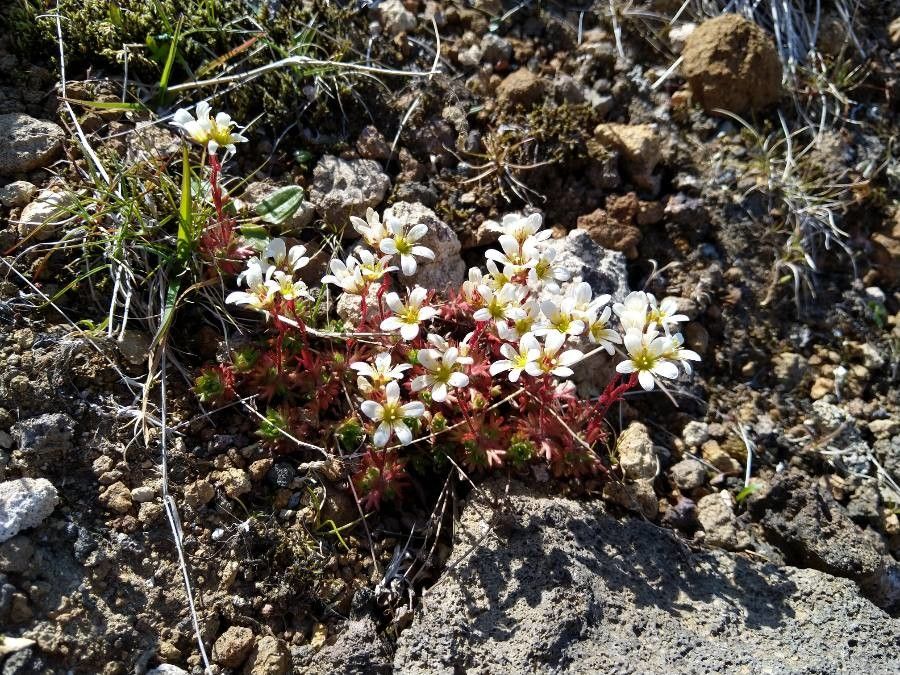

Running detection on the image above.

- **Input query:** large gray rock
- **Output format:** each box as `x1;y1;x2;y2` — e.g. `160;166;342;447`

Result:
394;481;900;674
0;113;65;175
751;471;900;610
310;155;390;225
0;478;59;543
387;201;465;292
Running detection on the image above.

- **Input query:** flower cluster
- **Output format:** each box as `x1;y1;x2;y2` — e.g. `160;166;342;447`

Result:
225;239;311;312
217;201;702;507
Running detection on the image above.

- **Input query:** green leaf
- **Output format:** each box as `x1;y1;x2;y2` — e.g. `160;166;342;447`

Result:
735;484;761;504
157;15;183;102
176;144;193;261
255;185;306;225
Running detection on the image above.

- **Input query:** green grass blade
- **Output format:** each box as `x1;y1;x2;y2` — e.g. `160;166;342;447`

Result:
158;15;184;101
177;144;193;262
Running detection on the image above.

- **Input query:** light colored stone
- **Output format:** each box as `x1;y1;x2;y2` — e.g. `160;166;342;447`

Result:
184;479;215;508
682;420;709;448
602;478;658;519
701;440;742;475
101;481;133;514
697;490;750;550
387;201;465;292
869;418;900;439
310;155;390;225
380;0;416;35
0;477;59;542
594;123;661;191
0;113;64;175
335;284;382;327
392;481;900;675
243;635;291;675
130;485;155;503
126;122;181;165
212;468;251;499
0;180;36;208
670;458;707;490
212;626;255;668
15;188;77;241
497;69;549;107
617;422;657;481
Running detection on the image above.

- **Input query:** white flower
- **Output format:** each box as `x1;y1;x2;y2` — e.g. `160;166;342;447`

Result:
613;291;651;333
350;208;391;249
532;331;583;378
585;305;622;354
460;267;485;304
457;331;476;365
411;344;470;402
473;283;525;325
351;352;411;393
659;332;701;375
489;333;541;382
648;296;689;332
380;286;438;340
536;297;585;337
379;219;435;276
527;245;568;292
226;263;275;309
264;238;309;273
484;259;514;289
484;212;550;245
357;249;398;282
265;271;311;302
615;329;680;391
360;381;425;447
484;234;536;273
171;101;247;156
321;255;367;294
497;299;541;342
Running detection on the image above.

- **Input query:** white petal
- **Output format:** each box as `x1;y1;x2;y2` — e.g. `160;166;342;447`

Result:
360;400;383;421
384;381;401;403
401;254;417;276
380;239;398;255
411;245;435;260
381;317;403;332
431;382;448;402
638;370;655;391
407;223;428;241
409;286;428;305
417;349;440;372
394;421;413;445
490;360;512;375
616;360;636;374
411;374;431;392
373;422;392;447
400;401;425;417
448;372;469;388
400;323;419;341
384;292;403;313
653;360;679;380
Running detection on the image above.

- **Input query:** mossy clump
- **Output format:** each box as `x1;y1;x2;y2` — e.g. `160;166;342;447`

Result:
526;102;603;163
